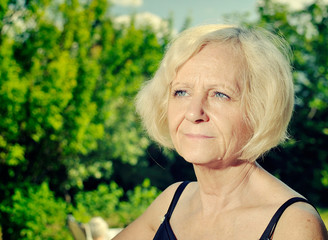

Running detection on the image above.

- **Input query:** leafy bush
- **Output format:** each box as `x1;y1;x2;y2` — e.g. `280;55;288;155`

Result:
72;182;123;224
0;180;159;239
1;182;72;240
72;179;160;228
116;178;160;227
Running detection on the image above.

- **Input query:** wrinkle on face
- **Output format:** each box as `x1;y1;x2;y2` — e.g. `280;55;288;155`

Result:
168;43;250;167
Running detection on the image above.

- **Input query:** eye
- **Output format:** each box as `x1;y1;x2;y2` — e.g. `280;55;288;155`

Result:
214;91;230;100
174;90;189;97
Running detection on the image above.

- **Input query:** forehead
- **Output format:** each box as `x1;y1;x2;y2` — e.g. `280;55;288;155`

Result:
174;43;243;88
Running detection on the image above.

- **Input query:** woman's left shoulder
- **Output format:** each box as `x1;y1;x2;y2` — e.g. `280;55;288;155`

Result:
274;200;328;240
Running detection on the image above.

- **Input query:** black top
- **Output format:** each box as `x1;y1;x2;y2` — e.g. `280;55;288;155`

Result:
153;181;314;240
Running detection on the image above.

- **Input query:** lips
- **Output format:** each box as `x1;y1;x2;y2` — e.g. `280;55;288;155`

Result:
184;133;215;139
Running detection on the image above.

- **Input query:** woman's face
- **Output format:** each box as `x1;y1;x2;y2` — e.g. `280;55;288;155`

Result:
167;43;250;168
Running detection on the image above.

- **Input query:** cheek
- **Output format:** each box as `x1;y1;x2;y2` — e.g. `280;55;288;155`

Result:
167;102;175;129
213;109;248;143
167;99;185;128
231;115;250;149
167;101;180;139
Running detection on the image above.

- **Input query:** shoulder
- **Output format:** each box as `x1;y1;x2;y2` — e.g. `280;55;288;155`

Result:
156;181;186;204
112;182;184;240
149;181;186;210
138;181;186;231
255;168;328;239
273;200;328;240
147;182;184;216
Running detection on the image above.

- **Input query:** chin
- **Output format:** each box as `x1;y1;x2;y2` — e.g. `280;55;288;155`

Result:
179;149;244;169
179;150;223;166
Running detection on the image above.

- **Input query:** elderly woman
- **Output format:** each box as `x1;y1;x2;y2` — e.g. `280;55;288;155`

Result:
113;24;328;240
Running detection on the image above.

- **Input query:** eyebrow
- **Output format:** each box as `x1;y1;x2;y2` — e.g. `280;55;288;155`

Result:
207;83;241;95
170;81;240;95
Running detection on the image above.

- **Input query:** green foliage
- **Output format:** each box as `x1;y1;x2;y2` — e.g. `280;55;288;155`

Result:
0;179;159;239
71;179;160;228
116;178;161;227
0;0;166;192
255;0;328;205
0;182;72;240
318;208;328;228
72;182;123;223
0;36;28;167
0;0;168;238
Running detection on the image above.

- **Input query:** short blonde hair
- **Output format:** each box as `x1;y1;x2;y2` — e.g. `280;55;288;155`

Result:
136;24;294;162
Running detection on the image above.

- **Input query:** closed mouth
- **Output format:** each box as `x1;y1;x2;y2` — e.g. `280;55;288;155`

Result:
184;133;215;139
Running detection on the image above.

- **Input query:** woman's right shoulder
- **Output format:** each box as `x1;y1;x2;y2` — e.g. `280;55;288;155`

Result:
148;182;184;216
112;182;185;240
157;182;185;204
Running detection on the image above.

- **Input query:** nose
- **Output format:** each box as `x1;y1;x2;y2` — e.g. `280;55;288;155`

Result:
185;95;209;123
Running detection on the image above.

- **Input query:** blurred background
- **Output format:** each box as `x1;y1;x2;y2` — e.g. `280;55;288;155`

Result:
0;0;327;239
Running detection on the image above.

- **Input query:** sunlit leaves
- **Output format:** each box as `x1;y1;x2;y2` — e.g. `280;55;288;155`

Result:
256;0;328;203
2;182;71;239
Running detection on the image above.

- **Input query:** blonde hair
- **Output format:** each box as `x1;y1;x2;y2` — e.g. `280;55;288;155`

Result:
136;24;294;162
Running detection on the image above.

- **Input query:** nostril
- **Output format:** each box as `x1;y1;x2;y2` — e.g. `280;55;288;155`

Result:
184;95;209;123
195;118;204;123
185;110;209;123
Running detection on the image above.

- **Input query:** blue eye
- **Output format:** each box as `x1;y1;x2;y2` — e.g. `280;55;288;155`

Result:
214;92;230;100
174;90;188;97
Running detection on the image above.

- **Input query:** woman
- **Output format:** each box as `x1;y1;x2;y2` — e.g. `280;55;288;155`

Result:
113;24;328;240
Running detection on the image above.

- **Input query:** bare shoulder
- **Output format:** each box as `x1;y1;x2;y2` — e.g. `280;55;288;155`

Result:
273;201;328;240
255;168;328;239
113;182;183;240
144;181;185;230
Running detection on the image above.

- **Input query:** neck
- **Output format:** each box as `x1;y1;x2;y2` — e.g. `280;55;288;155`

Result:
193;160;258;215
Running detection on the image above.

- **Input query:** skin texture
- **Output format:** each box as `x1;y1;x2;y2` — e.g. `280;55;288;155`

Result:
113;43;328;240
168;43;249;168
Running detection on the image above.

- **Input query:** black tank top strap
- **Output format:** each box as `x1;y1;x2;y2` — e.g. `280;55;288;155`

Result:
259;197;315;240
165;181;190;220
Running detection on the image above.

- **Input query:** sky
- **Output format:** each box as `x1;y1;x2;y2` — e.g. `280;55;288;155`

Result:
112;0;258;30
111;0;324;31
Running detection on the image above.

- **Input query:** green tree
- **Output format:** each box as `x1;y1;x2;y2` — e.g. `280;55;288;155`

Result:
0;0;169;238
0;0;167;190
255;0;328;205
